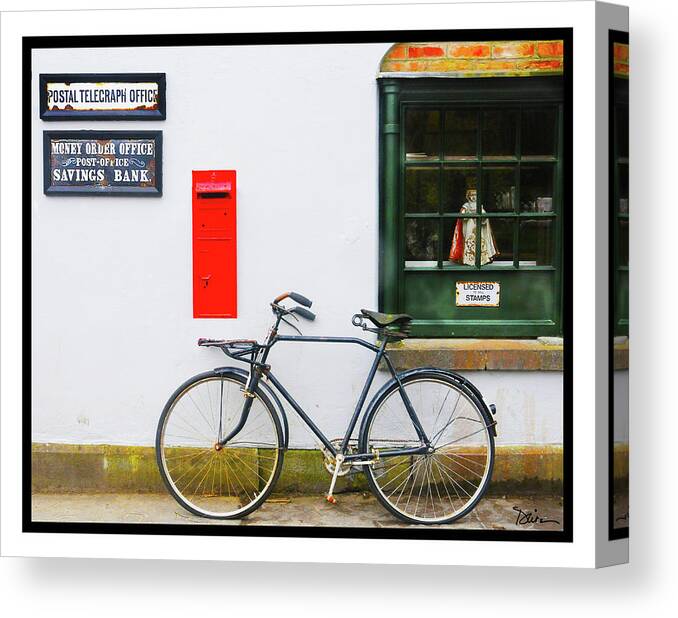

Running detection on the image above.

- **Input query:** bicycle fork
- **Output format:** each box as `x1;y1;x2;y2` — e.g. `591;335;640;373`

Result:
215;368;261;449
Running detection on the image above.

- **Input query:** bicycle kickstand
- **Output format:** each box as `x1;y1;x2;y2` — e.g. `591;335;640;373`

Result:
325;453;344;505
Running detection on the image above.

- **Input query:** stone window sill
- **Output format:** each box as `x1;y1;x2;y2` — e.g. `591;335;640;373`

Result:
614;338;629;371
385;338;564;371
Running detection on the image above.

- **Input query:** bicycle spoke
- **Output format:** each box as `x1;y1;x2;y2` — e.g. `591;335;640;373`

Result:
430;392;463;445
439;451;486;478
186;391;215;434
437;426;490;448
440;449;488;470
432;459;464;511
434;457;478;493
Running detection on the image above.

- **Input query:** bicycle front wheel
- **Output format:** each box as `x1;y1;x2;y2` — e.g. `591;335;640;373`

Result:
361;371;494;525
156;370;284;519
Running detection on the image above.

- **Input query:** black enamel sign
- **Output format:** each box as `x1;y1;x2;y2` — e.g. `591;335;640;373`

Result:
43;131;163;196
39;73;166;120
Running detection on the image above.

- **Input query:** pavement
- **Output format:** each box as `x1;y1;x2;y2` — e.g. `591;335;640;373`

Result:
613;490;629;530
32;492;564;530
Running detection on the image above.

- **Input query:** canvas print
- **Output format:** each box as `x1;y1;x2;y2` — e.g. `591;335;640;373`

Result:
27;28;572;541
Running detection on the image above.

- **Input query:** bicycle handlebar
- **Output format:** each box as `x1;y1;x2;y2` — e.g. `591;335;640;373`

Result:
273;291;313;308
290;306;316;321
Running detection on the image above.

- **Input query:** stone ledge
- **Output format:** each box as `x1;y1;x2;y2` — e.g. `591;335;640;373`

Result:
614;339;629;370
31;443;576;495
385;339;563;371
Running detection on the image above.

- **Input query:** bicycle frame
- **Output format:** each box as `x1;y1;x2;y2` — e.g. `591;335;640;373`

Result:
216;328;432;463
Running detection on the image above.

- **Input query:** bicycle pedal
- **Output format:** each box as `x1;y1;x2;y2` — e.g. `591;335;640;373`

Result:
325;495;337;505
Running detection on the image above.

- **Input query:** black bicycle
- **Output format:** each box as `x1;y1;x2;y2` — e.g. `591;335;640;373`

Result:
156;292;497;525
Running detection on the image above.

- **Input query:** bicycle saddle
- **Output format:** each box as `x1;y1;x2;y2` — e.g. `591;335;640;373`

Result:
360;309;412;329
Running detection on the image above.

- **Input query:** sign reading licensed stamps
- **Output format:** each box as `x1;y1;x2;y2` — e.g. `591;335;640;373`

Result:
39;73;166;120
455;281;501;307
43;131;162;196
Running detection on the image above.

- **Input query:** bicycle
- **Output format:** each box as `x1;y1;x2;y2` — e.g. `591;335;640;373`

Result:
156;292;497;525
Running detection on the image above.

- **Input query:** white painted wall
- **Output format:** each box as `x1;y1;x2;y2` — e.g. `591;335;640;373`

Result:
31;44;563;448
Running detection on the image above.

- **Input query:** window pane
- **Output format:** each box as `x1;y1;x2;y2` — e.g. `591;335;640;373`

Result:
618;163;629;213
482;110;517;158
616;105;629;159
442;167;477;213
405;167;439;213
618;219;629;266
405;110;440;160
443;216;510;266
444;110;478;159
521;108;557;157
443;217;466;266
520;165;555;212
483;217;513;265
519;218;554;266
482;167;517;213
405;219;438;265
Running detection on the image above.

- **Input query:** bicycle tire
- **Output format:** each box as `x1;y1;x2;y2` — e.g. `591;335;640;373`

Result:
360;370;495;525
156;369;284;519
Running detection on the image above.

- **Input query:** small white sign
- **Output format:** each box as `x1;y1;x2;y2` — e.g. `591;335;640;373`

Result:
455;281;500;307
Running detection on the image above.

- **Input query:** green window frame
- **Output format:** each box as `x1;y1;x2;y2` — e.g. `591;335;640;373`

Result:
379;77;565;338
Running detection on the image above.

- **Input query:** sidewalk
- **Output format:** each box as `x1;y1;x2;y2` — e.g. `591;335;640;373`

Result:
32;492;563;530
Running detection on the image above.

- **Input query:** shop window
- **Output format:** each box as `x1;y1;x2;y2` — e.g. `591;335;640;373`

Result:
379;77;565;337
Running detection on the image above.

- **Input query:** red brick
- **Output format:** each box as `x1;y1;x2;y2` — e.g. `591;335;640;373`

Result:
448;43;491;58
519;59;564;72
380;61;405;72
536;41;564;57
386;44;407;60
492;42;535;58
614;43;629;62
614;62;630;76
469;59;521;73
408;45;445;59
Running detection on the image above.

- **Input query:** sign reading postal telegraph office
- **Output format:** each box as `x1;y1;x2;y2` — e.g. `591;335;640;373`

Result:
43;131;162;196
39;73;166;120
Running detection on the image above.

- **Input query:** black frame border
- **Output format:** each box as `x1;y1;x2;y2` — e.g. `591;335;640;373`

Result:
43;130;163;196
23;27;573;544
39;73;166;120
608;29;629;541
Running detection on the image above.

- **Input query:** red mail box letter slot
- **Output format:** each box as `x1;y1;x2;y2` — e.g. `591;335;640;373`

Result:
192;170;237;318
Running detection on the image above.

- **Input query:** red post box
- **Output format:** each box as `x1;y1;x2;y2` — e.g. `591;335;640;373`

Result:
192;170;237;318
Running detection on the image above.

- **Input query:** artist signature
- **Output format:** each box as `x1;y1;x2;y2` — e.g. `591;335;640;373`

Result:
512;506;560;526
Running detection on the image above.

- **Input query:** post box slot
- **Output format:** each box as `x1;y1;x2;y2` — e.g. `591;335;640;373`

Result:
197;192;229;199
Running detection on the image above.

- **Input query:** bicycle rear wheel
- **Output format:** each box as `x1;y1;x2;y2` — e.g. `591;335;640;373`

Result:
156;370;284;519
361;371;494;525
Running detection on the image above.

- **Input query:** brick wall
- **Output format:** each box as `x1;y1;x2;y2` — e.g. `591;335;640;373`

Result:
380;41;564;77
613;43;629;78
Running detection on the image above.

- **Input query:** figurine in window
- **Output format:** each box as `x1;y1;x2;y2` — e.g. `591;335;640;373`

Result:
449;188;498;265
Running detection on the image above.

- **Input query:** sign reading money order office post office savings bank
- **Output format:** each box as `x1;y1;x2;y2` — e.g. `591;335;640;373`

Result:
39;73;166;120
455;281;501;307
43;131;162;196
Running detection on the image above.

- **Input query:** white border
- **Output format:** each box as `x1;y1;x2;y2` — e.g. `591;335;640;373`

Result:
2;1;600;567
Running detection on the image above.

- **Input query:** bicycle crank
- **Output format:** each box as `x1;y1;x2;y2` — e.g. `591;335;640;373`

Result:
322;438;356;477
325;454;344;505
